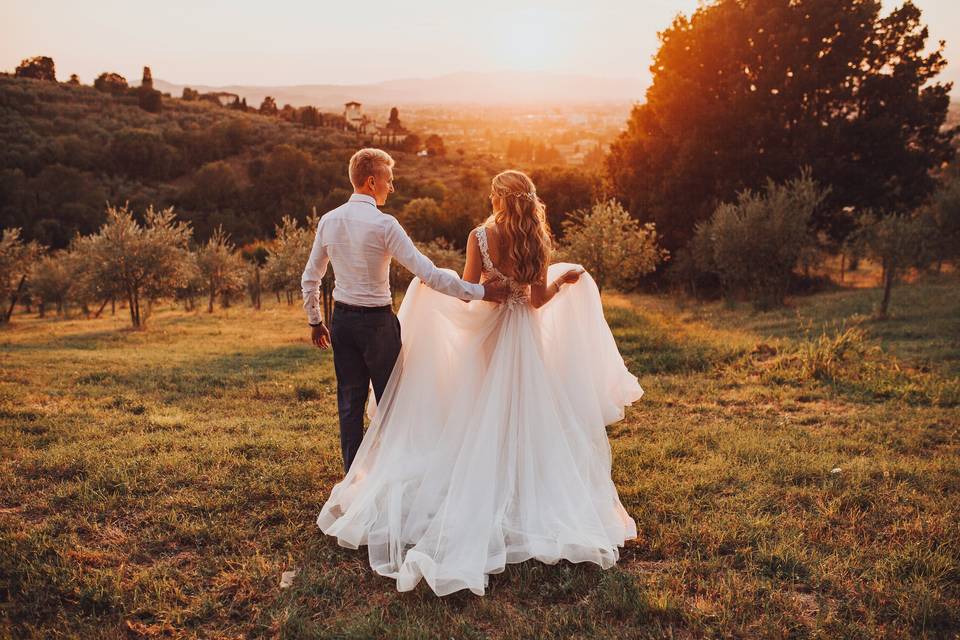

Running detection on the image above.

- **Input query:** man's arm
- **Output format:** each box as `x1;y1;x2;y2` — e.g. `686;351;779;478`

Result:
384;217;485;300
301;220;331;341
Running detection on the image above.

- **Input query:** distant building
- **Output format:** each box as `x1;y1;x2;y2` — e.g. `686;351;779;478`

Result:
344;101;370;133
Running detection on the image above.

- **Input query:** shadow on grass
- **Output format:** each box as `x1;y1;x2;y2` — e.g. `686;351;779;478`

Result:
0;327;137;352
79;344;320;397
604;303;741;376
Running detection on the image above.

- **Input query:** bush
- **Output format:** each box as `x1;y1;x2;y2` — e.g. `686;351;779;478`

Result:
561;199;667;292
389;238;465;296
263;214;319;304
398;197;443;242
686;168;829;310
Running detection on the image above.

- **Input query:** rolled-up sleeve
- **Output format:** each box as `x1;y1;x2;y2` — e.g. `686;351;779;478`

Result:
383;217;484;301
300;220;329;325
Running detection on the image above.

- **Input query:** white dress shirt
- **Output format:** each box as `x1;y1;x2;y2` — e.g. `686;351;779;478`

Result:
301;193;485;325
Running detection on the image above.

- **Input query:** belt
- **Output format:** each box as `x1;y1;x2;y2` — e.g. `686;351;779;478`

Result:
334;301;393;314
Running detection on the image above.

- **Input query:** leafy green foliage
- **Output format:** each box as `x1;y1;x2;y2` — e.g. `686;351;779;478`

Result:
0;227;43;322
848;210;937;318
70;204;193;327
561;199;668;292
687;169;830;310
197;227;247;312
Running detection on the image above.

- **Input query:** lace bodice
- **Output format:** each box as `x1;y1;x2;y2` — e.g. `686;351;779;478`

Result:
475;226;530;305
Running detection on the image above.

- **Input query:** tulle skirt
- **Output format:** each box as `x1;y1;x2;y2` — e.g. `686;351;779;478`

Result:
317;263;643;596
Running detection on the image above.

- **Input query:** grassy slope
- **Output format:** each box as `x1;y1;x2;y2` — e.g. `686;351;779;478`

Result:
1;276;958;639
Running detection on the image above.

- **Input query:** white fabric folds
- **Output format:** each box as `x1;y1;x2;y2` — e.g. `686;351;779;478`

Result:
317;263;643;596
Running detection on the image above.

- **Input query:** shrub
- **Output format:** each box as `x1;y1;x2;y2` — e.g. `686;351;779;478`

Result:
561;199;667;292
398;197;443;242
389;238;465;297
688;168;829;310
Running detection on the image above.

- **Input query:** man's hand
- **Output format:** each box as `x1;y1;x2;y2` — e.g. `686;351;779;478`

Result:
481;277;510;304
311;323;331;349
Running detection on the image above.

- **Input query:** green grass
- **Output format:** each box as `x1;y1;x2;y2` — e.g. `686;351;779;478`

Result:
2;276;959;639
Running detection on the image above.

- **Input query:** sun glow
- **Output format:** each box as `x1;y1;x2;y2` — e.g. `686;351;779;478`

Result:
496;8;564;71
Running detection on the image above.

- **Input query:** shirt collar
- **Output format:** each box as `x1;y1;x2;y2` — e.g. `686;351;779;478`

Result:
349;193;377;207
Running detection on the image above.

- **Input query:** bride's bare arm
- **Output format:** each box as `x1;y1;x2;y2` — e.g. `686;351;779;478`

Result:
529;266;584;309
463;231;482;284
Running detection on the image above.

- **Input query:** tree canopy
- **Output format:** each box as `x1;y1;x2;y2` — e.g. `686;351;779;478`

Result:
608;0;957;252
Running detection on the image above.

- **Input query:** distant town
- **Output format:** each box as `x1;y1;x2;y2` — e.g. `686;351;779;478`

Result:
342;101;633;168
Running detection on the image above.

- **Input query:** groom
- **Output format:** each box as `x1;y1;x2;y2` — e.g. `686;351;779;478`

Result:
302;148;509;472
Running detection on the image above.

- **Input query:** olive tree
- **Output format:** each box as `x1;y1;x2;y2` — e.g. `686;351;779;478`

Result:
29;251;72;317
197;226;247;312
263;214;320;305
561;199;668;293
0;228;43;323
849;210;936;318
690;169;829;309
72;204;193;328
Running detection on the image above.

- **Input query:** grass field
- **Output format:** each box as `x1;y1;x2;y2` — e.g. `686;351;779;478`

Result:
2;274;959;639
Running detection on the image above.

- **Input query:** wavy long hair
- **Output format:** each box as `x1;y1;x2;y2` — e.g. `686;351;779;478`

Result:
487;170;552;284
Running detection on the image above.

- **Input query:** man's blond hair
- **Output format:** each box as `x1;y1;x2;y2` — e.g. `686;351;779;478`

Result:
349;148;395;189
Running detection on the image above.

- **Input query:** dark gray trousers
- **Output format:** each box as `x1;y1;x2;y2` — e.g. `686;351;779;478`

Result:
330;304;401;472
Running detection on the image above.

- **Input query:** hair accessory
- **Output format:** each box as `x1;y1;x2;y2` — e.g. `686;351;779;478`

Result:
509;191;536;201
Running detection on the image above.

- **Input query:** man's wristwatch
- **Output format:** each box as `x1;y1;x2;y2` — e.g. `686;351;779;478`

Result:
309;321;325;328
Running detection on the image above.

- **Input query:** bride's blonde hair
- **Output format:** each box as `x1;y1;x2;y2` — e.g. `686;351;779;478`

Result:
487;170;552;284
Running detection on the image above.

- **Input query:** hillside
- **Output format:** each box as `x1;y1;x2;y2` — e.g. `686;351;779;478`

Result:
0;76;505;249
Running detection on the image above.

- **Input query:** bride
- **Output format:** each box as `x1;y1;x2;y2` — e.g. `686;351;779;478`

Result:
317;169;643;596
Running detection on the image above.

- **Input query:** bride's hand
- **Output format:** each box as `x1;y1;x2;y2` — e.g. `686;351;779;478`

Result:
560;268;585;285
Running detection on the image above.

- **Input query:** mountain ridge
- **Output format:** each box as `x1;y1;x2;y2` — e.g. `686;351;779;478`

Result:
152;70;648;108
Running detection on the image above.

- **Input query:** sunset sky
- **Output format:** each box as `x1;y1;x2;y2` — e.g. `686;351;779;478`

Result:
2;0;957;92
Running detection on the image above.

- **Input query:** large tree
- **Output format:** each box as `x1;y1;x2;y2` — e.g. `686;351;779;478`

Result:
14;56;56;81
608;0;957;252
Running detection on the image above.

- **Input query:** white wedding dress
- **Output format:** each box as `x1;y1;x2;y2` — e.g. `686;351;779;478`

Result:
317;226;643;596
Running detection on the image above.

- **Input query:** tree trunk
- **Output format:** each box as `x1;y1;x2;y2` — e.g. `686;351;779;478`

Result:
38;301;45;318
2;275;27;323
111;298;116;316
127;287;137;327
878;262;894;319
93;298;109;318
839;252;846;283
208;276;215;313
254;267;261;310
